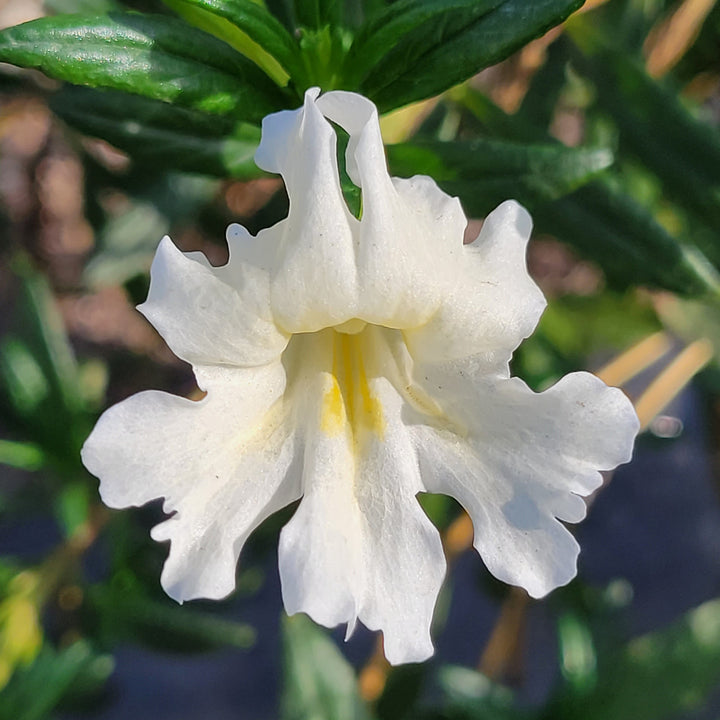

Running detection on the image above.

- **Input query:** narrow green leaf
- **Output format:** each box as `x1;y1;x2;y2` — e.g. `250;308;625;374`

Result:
0;13;286;122
387;138;614;209
90;585;255;651
293;0;321;28
452;87;720;296
161;0;304;84
0;642;113;720
14;261;84;417
291;0;342;28
57;480;92;538
345;0;502;87
361;0;583;112
52;87;263;179
281;614;371;720
569;25;720;241
264;0;295;32
0;440;45;471
0;339;51;417
0;258;92;469
534;181;720;295
556;597;720;720
517;33;570;131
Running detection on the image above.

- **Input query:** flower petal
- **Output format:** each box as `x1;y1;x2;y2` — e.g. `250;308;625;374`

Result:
249;89;491;333
138;236;288;376
404;200;547;370
81;362;300;601
413;371;638;598
318;90;468;327
278;328;446;664
251;88;359;332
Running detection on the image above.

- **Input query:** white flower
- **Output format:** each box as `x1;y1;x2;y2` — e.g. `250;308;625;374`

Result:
81;88;639;665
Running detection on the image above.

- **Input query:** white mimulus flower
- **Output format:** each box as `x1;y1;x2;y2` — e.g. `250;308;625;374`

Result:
81;88;639;665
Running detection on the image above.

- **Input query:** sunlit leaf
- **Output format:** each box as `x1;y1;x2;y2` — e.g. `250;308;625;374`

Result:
359;0;583;112
344;0;501;87
0;13;286;122
161;0;304;85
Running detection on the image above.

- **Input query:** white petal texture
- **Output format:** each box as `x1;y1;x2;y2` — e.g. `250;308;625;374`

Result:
81;88;640;665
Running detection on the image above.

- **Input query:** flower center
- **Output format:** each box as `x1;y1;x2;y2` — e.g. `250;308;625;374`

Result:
320;328;385;443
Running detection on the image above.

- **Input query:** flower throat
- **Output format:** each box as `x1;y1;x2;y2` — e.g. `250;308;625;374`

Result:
321;328;385;444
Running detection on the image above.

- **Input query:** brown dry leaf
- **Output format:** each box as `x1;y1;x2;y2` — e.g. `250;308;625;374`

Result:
644;0;717;78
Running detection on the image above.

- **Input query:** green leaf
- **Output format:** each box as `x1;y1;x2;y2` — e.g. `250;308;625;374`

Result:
569;25;720;248
452;87;720;296
0;440;45;472
555;597;720;720
57;480;92;537
387;138;614;211
534;180;720;295
359;0;583;112
345;0;502;88
281;614;371;720
517;33;570;132
292;0;342;29
264;0;295;32
0;339;51;417
89;584;255;652
557;611;597;693
0;642;113;720
432;665;528;720
536;292;661;362
0;12;286;123
52;86;264;179
0;258;91;470
161;0;304;85
376;663;426;720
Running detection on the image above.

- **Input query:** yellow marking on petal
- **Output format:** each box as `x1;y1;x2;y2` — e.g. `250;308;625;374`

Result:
321;376;347;436
320;330;385;442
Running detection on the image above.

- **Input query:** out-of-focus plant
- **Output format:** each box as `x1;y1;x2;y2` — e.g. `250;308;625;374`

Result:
0;570;43;690
0;0;719;717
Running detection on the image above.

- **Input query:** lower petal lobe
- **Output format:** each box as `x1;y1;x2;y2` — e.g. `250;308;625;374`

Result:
413;370;638;598
278;328;446;664
82;362;301;602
